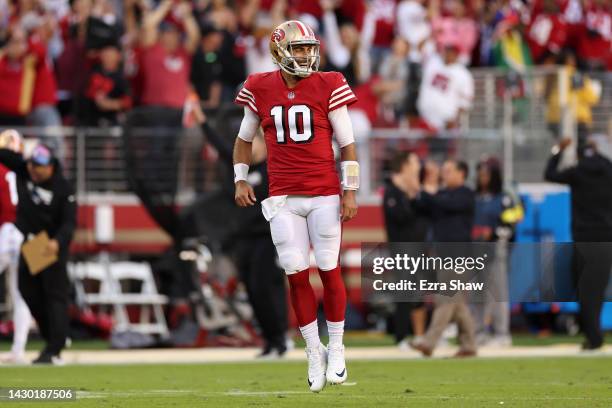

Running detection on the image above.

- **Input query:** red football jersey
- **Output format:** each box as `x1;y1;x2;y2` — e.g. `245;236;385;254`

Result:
578;3;611;64
235;70;357;197
527;11;568;61
0;164;17;225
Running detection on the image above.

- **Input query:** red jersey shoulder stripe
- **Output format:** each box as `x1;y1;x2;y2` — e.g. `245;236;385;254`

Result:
329;93;357;110
329;88;354;104
240;87;255;99
235;85;258;112
238;89;255;104
236;96;258;112
330;84;350;97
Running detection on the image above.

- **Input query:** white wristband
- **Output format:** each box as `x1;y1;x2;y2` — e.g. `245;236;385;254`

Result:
341;161;360;190
234;163;249;183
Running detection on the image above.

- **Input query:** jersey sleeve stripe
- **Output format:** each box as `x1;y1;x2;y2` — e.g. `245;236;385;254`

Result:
330;84;350;97
329;89;354;104
236;96;258;112
240;87;255;98
238;90;256;104
329;94;357;110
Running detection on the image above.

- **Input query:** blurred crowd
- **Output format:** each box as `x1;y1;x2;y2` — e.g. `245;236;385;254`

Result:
0;0;610;140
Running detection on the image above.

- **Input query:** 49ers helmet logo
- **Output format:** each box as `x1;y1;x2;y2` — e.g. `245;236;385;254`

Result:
271;28;285;42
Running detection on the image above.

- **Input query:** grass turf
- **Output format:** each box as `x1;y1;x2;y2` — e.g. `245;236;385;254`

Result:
0;357;610;407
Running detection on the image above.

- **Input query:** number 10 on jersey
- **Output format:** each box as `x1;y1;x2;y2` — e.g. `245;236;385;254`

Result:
271;105;313;144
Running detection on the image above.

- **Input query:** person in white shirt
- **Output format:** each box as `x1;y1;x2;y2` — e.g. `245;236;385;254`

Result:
417;44;474;131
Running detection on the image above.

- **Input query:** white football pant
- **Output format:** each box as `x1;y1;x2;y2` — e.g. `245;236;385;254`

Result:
265;195;342;275
0;223;31;356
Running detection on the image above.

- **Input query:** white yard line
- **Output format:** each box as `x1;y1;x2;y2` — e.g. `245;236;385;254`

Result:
73;390;611;401
5;345;612;366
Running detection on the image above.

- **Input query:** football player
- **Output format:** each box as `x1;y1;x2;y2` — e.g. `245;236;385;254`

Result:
232;20;359;392
0;129;30;364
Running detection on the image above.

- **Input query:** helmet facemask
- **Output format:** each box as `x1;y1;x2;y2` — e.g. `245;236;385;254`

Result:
277;40;320;78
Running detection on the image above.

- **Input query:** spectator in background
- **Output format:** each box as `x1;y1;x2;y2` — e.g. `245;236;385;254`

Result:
491;12;533;73
417;42;474;131
292;0;366;28
395;0;434;123
83;43;132;126
0;0;10;37
382;151;429;350
577;0;611;71
471;158;523;347
476;0;499;67
243;12;279;75
429;0;478;65
396;0;434;63
360;0;396;73
138;0;199;110
85;0;123;51
0;27;33;126
191;24;224;110
320;0;370;86
27;15;65;158
545;137;612;350
202;0;238;33
411;159;477;358
546;50;600;151
374;37;410;122
55;0;92;121
526;0;568;64
19;8;62;131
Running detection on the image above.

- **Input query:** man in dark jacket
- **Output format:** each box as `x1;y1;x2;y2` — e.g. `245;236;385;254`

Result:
0;143;77;364
200;116;288;358
544;138;612;350
423;160;475;243
411;159;477;357
383;151;429;243
383;151;429;347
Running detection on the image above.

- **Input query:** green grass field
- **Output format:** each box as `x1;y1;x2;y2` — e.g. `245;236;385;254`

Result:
1;357;611;407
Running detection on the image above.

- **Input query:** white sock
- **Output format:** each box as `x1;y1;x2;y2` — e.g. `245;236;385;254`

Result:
299;320;320;349
327;320;344;347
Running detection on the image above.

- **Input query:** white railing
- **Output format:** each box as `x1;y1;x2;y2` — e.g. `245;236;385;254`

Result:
1;67;609;202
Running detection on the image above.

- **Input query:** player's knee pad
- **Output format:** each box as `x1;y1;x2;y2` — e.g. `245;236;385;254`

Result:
313;208;341;240
278;249;309;275
312;211;341;271
314;249;338;271
270;214;292;247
